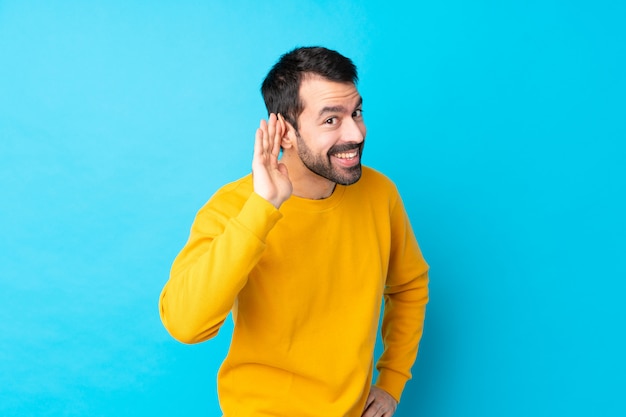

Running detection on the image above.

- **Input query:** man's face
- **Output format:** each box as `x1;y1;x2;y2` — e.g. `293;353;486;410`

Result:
294;76;366;186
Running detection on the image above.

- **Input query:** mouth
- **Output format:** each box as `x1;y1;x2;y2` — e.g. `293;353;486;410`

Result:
332;149;359;160
330;147;361;167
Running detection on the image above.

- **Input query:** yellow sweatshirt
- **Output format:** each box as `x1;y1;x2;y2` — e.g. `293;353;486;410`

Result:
159;166;429;417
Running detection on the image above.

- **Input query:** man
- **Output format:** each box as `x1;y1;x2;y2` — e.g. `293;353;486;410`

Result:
159;46;429;417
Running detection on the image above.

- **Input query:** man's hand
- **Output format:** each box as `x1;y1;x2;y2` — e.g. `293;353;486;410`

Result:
252;113;292;209
362;386;398;417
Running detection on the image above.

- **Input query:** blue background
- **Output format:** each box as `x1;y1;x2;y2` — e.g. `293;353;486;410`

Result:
1;1;624;416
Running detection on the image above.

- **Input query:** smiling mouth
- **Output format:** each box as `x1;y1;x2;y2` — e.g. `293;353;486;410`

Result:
332;150;359;160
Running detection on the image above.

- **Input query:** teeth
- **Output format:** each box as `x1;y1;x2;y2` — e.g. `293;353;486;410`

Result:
334;151;358;159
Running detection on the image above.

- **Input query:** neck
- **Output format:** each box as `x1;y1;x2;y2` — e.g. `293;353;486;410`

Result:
295;181;336;200
282;153;337;200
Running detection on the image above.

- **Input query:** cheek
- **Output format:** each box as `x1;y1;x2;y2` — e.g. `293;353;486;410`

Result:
321;134;342;154
308;131;337;153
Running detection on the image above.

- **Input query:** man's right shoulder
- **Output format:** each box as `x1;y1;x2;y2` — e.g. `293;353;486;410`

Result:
212;174;254;199
198;174;254;215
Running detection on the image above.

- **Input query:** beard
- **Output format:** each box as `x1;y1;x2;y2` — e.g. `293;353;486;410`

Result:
296;132;364;186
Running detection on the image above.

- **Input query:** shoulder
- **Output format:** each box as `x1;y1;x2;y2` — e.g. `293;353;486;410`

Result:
199;174;254;216
339;166;403;212
356;166;400;196
211;174;253;199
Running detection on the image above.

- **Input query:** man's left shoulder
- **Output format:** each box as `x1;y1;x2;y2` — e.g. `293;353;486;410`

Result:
359;166;399;193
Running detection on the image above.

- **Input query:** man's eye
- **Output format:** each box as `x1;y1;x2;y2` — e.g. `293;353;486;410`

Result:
325;117;337;124
353;109;363;118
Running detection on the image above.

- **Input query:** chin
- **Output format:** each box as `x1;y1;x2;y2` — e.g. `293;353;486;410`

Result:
334;166;362;185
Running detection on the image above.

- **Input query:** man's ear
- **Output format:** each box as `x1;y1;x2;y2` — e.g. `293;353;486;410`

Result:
281;119;297;150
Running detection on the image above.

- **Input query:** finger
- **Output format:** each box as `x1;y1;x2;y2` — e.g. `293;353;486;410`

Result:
361;397;377;417
273;113;285;156
259;119;269;153
361;403;381;417
254;127;263;158
267;113;277;152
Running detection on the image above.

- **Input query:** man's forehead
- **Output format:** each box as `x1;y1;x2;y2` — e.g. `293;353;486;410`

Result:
299;76;362;111
317;96;363;117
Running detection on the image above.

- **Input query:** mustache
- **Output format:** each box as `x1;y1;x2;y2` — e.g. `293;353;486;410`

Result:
328;142;363;154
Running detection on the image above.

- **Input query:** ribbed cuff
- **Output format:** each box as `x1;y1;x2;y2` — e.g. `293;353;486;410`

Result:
235;192;283;241
375;369;409;403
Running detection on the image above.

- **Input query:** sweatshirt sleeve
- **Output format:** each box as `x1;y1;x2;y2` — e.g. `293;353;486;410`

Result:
159;190;283;344
375;192;429;402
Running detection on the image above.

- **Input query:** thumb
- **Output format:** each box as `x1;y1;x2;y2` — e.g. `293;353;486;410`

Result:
277;162;289;177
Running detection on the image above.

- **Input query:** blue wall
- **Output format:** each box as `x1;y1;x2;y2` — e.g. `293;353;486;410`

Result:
1;1;624;416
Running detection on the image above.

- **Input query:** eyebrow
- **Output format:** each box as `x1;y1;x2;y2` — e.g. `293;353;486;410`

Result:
318;97;363;117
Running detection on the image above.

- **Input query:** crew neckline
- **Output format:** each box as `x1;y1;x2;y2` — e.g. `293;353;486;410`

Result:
281;184;346;212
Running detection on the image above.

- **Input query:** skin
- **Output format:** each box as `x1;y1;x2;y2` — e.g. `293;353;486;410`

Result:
362;386;398;417
252;76;398;415
253;75;366;205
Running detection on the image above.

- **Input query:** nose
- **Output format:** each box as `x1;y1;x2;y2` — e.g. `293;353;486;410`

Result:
343;117;366;144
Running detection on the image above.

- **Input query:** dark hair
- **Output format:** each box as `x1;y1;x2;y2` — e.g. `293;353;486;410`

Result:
261;46;358;131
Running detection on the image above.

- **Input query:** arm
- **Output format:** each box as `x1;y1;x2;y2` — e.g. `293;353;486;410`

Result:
159;114;291;344
159;191;282;343
374;194;430;402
